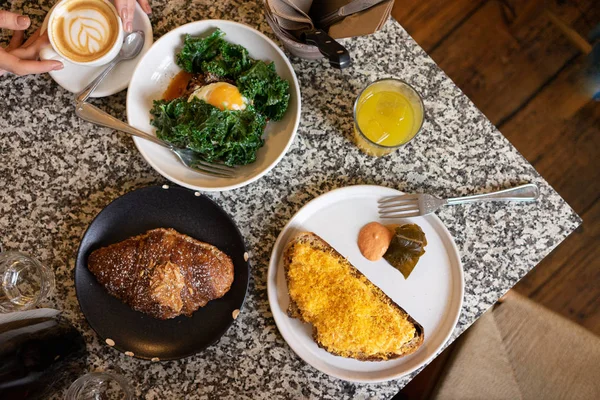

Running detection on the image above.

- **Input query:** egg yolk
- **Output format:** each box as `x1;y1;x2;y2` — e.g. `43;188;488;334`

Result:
191;82;246;111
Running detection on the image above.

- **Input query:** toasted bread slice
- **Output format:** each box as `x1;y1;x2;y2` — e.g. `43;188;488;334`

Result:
284;232;424;361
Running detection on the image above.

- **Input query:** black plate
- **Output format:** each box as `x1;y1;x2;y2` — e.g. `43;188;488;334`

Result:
75;185;249;360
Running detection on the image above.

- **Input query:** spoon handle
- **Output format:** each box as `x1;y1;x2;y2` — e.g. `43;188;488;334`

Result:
75;102;172;149
76;58;120;103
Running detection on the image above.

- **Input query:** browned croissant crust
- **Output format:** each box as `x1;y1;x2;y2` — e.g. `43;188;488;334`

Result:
88;228;234;319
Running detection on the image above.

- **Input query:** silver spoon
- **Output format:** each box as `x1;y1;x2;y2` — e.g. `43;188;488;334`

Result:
76;31;145;103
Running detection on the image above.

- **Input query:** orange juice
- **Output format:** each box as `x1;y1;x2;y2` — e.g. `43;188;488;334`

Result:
353;79;424;156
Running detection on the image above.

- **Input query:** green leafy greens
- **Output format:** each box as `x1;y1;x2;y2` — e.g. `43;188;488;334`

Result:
152;29;291;166
383;224;427;279
177;30;253;78
237;61;290;121
175;29;290;119
151;97;266;166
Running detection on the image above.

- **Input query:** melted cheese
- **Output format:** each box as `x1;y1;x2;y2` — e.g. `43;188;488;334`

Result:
287;243;416;358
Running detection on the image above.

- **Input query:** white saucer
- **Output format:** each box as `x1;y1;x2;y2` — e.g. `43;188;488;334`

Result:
40;2;153;98
268;185;464;383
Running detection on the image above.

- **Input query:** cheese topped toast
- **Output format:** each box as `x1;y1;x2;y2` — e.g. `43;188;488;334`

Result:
284;232;424;361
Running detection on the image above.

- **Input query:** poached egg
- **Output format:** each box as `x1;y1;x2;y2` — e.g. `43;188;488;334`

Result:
188;82;248;111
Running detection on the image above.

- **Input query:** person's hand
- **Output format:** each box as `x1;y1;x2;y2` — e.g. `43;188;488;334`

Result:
0;11;63;76
114;0;151;33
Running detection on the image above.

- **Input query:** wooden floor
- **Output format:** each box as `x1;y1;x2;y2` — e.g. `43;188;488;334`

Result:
391;0;599;396
393;0;599;334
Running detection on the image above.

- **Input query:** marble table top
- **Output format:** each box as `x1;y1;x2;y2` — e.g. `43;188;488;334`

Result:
0;0;580;398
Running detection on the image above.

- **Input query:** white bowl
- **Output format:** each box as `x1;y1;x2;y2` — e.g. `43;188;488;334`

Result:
127;20;301;192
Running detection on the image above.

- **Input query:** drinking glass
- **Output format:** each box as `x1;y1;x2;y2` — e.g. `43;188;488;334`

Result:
65;372;133;400
353;78;425;157
0;251;55;312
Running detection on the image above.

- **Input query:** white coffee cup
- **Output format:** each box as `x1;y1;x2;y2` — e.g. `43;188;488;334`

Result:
40;0;124;67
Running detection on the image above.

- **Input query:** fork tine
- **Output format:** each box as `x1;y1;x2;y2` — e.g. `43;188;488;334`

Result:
379;210;421;218
378;201;419;210
194;160;236;173
378;198;417;206
378;194;420;204
172;148;236;176
190;165;235;178
378;206;419;215
378;205;420;214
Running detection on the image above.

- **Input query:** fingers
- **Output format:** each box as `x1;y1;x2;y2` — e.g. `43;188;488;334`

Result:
6;28;40;54
9;33;51;60
22;29;42;48
0;21;44;77
0;10;31;30
0;52;63;76
114;0;136;33
6;30;25;51
138;0;152;14
1;31;63;77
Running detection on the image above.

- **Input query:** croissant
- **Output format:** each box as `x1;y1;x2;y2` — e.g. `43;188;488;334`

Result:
88;228;234;319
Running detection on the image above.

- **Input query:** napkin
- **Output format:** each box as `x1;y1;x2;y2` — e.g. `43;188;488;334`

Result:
327;0;394;39
0;307;60;327
265;0;392;61
267;0;313;31
0;308;60;340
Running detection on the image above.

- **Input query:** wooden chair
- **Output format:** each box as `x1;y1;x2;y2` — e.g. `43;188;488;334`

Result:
394;291;600;399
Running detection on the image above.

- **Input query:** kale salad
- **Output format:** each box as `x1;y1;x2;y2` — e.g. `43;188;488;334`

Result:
150;29;290;166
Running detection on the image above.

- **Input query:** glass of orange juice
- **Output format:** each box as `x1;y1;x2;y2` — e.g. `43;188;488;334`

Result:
353;78;424;156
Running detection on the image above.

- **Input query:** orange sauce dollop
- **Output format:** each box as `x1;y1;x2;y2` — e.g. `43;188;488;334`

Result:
357;222;394;261
163;71;193;101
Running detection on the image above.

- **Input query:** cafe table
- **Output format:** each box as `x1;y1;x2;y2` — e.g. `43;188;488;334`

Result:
0;0;581;398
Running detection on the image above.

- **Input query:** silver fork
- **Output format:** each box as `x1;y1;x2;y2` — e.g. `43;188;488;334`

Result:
378;183;540;218
75;102;236;178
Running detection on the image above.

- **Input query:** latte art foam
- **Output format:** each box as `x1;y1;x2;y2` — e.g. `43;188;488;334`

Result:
52;0;119;63
66;10;112;54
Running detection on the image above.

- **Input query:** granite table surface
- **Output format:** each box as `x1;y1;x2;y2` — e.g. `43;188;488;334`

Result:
0;0;581;398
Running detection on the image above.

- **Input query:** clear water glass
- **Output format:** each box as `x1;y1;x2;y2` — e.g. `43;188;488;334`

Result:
0;251;55;312
65;372;133;400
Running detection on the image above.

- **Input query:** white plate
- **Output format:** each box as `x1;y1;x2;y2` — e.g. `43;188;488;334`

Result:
267;185;464;383
40;3;153;97
126;20;301;192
